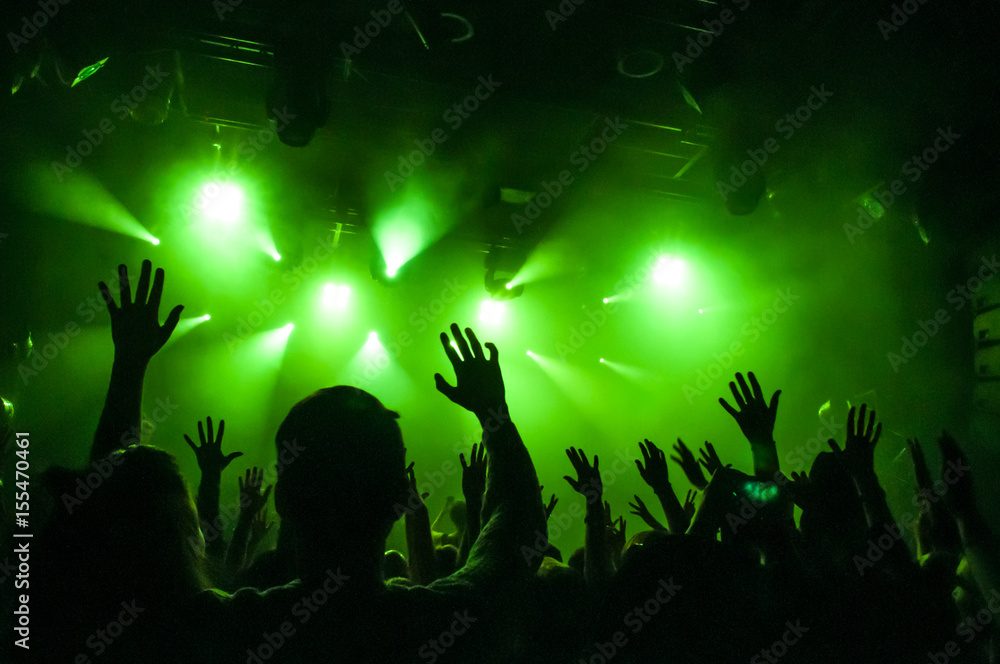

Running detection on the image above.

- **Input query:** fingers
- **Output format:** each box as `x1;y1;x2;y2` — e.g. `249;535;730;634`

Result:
198;420;207;445
748;371;764;402
563;476;579;492
847;406;857;439
148;266;165;313
728;380;746;409
117;264;132;308
768;390;781;417
134;259;152;308
216;419;225;445
450;323;472;362
184;434;198;454
485;342;498;363
434;373;457;402
161;304;184;342
225;451;243;464
206;416;214;445
439;332;461;369
735;373;751;404
460;453;467;470
465;327;484;360
719;398;739;419
98;282;119;314
828;438;842;454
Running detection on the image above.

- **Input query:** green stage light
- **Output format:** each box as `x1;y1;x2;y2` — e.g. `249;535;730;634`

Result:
526;350;535;357
270;251;282;261
200;183;245;224
653;256;686;287
322;284;351;309
151;238;161;246
386;266;399;278
480;300;504;324
599;358;605;363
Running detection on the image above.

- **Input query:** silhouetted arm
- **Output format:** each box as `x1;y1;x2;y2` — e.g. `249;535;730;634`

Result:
719;372;781;480
92;261;182;462
405;462;439;585
185;417;243;559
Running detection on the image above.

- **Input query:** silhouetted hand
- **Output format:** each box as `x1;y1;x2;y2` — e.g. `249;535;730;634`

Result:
671;439;708;490
829;404;882;479
636;439;671;494
788;471;813;509
545;492;558;521
406;462;430;513
719;372;780;445
435;324;504;420
184;417;242;476
628;495;666;532
238;467;272;516
564;447;602;505
98;260;183;367
460;442;487;504
604;501;627;553
249;506;273;552
699;442;728;476
682;490;697;524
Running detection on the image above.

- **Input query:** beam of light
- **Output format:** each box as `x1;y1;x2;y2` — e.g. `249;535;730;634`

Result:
341;331;415;402
162;314;212;348
526;350;536;358
479;299;505;324
371;191;450;278
653;256;687;287
600;358;649;382
254;228;281;261
198;182;245;225
20;165;159;243
505;237;575;290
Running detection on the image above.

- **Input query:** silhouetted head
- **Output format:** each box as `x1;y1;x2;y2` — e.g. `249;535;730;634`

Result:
568;547;585;575
383;550;409;581
435;545;460;577
449;500;468;530
274;386;408;546
798;452;867;564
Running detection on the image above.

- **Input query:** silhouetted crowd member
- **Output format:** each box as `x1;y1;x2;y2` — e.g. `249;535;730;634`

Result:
7;260;1000;664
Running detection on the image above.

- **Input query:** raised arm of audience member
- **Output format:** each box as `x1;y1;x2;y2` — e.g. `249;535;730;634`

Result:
404;461;438;585
432;324;547;587
718;372;781;480
184;416;242;559
92;260;183;461
226;467;272;575
458;442;487;567
564;446;614;591
635;439;690;534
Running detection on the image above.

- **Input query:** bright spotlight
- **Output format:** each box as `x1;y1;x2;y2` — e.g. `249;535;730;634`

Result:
199;314;211;322
270;252;282;261
281;323;295;333
505;282;513;290
151;238;161;246
480;300;505;324
368;331;379;342
653;256;686;287
602;298;609;304
386;266;399;278
526;350;535;357
200;183;245;224
322;284;351;308
599;358;605;363
698;308;703;314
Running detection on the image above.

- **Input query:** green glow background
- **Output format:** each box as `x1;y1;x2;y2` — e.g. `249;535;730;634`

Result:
0;100;992;557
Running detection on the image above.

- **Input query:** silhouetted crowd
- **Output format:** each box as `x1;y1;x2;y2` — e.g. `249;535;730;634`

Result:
3;260;998;664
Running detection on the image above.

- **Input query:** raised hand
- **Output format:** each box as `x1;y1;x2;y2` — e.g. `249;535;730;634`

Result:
829;404;882;479
635;439;671;494
460;442;488;504
719;372;781;445
564;447;602;504
545;492;558;521
238;467;272;516
682;490;697;524
98;260;184;367
698;442;727;476
406;462;430;513
788;471;813;509
184;417;242;476
604;501;627;554
434;324;504;420
628;495;666;532
671;439;708;490
248;506;274;552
